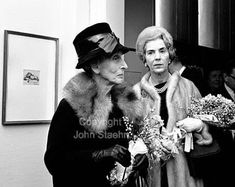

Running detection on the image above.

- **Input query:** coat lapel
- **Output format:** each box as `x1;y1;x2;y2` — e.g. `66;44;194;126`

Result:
136;72;181;132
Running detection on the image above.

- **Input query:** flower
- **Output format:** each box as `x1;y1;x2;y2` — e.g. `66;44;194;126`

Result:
107;111;186;186
138;109;186;163
108;162;132;186
129;138;148;157
107;118;148;186
188;94;235;128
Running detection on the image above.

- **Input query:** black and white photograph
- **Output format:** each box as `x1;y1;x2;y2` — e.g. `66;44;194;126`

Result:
0;0;234;187
23;69;40;85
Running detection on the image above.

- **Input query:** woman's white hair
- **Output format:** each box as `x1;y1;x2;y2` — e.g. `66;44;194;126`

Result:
136;26;176;64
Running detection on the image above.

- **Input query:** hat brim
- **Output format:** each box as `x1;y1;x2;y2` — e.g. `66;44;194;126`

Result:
76;44;135;69
113;43;136;54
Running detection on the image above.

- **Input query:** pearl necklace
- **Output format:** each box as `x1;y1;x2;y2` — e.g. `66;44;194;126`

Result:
149;74;171;93
154;82;169;93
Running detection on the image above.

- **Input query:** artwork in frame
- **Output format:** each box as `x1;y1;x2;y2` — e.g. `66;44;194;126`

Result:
2;30;59;125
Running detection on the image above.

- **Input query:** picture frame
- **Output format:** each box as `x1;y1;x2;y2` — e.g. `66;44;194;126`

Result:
2;30;59;125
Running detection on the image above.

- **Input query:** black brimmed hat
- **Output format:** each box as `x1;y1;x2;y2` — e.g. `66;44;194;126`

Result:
73;22;135;69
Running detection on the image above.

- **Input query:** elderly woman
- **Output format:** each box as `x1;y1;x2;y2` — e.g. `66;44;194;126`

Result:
44;23;147;187
133;26;213;187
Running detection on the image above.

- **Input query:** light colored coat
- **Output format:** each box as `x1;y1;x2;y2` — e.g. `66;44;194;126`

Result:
133;71;204;187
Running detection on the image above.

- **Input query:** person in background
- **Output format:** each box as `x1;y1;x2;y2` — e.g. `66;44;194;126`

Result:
168;57;205;95
133;26;212;187
222;58;235;141
203;65;224;96
44;22;148;187
222;58;235;101
200;59;235;187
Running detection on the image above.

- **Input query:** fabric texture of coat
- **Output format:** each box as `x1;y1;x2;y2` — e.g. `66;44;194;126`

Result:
133;71;204;187
44;72;143;187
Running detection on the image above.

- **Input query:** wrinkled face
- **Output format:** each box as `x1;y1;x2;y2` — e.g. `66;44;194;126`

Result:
144;38;170;74
208;70;223;90
224;68;235;91
97;52;128;84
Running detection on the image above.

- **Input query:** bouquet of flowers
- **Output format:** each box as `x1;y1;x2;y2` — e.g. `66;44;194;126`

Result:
107;110;186;186
188;94;235;128
138;109;186;163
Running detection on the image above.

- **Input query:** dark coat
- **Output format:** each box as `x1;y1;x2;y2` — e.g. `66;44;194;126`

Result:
181;66;205;95
44;72;143;187
201;84;235;187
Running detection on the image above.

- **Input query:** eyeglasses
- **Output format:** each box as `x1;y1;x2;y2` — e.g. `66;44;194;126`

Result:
229;74;235;79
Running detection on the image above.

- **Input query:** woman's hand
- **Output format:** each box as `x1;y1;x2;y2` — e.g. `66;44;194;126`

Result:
92;144;131;167
132;154;149;171
194;124;213;145
176;117;205;133
160;140;173;154
176;117;213;145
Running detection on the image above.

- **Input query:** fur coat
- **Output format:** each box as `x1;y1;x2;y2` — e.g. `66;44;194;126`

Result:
63;72;143;133
133;71;205;187
44;72;143;187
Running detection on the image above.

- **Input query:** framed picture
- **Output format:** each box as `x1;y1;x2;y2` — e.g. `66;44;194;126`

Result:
2;30;59;125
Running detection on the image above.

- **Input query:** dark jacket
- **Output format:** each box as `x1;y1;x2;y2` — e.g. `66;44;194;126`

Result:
44;72;143;187
181;66;205;95
201;84;235;187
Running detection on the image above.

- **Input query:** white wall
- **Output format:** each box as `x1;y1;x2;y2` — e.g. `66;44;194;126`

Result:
106;0;125;44
0;0;124;186
89;0;125;45
0;0;87;187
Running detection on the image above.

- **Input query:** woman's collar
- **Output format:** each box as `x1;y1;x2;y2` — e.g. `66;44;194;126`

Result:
149;72;171;86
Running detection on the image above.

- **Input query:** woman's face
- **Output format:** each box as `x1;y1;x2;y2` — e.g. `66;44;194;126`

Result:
144;38;170;74
208;70;223;90
96;52;128;84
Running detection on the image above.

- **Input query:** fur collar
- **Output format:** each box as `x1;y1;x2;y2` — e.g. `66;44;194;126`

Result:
134;72;180;111
139;71;181;101
134;71;181;132
63;72;143;133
